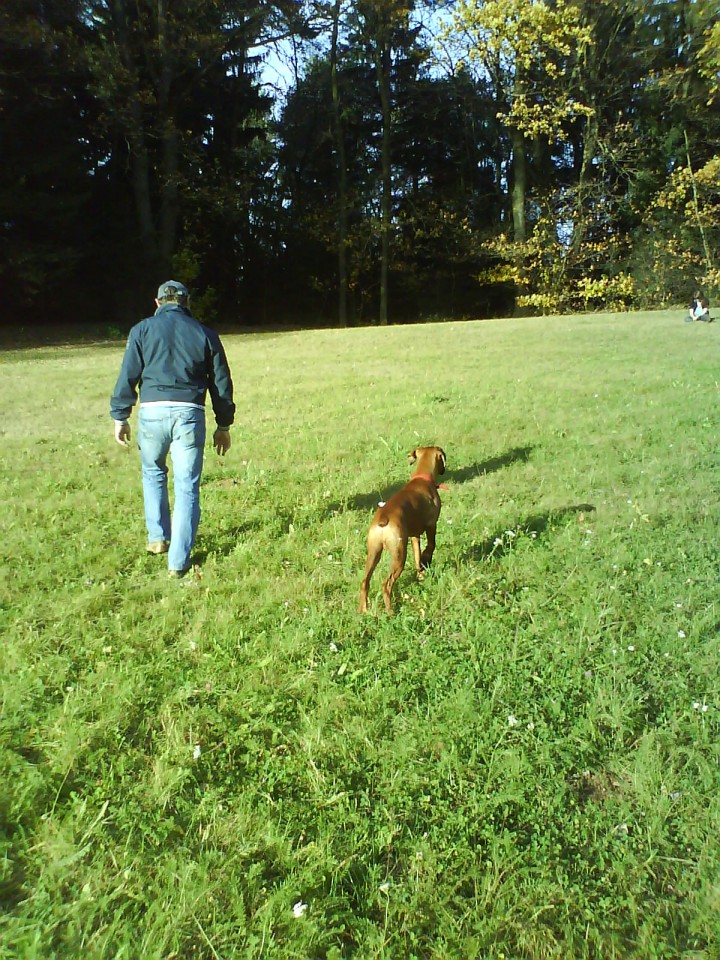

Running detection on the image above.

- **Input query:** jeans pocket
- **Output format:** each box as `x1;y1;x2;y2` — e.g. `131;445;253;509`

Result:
174;411;206;448
139;415;165;441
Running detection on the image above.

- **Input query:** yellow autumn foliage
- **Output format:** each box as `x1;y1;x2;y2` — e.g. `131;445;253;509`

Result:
450;0;593;139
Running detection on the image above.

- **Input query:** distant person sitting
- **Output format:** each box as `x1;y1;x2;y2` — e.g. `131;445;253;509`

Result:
687;291;712;322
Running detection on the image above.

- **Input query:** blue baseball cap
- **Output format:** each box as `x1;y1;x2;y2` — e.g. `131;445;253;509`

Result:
157;280;189;300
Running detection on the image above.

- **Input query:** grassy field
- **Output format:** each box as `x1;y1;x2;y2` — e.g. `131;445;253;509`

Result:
1;309;718;959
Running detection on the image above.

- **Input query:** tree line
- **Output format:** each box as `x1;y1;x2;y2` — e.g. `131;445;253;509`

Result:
1;0;718;328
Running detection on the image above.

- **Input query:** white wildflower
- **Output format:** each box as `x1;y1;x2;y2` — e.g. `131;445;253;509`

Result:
292;901;308;918
508;715;519;727
193;744;201;760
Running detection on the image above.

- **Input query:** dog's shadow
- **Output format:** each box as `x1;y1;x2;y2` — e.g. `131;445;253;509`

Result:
343;491;392;513
461;503;596;563
339;445;536;517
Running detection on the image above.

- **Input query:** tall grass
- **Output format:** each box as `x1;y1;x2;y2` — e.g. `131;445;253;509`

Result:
1;310;718;959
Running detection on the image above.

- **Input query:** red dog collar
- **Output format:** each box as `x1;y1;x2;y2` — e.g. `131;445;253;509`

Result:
412;472;449;490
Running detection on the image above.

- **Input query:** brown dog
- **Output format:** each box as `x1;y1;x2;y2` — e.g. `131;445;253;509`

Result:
359;446;447;614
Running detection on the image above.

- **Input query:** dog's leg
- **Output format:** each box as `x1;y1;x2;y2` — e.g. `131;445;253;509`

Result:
359;533;384;613
419;524;437;570
410;537;422;572
382;537;407;613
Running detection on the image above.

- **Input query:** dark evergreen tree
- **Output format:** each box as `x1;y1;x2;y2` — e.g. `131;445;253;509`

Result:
0;2;102;324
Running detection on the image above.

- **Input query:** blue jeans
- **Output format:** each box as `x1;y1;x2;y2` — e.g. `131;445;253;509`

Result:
138;406;206;572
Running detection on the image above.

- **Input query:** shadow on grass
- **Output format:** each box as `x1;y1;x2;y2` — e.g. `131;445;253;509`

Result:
193;522;261;563
451;445;535;485
331;445;536;518
194;446;541;560
461;503;596;563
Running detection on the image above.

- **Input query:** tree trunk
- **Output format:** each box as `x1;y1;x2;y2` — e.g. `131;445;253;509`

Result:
376;38;391;325
571;109;598;254
157;0;179;277
509;62;527;244
684;129;713;275
330;0;349;327
129;110;158;269
510;126;526;243
158;124;179;277
112;0;159;272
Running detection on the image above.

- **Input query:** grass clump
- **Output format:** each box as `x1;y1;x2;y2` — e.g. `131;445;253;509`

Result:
1;310;718;958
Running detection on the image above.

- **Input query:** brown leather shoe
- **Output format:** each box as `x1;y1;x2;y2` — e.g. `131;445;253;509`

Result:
146;541;170;555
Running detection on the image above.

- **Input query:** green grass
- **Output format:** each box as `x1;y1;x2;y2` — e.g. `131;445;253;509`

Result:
1;310;718;959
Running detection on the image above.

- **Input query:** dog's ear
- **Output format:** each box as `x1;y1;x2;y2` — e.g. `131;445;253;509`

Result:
437;448;446;474
408;449;418;464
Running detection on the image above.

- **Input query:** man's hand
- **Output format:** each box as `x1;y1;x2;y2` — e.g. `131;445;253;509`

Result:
213;428;231;456
114;420;131;446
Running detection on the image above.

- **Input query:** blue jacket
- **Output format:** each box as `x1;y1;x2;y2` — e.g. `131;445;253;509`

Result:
110;304;235;427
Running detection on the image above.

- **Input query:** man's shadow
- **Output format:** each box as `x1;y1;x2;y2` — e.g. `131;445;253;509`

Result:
192;521;260;563
451;445;534;485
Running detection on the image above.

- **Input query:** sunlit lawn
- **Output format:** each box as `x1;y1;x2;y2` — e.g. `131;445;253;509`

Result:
1;309;718;959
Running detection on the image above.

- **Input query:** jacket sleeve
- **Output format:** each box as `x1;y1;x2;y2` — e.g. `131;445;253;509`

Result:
206;334;235;427
110;327;144;421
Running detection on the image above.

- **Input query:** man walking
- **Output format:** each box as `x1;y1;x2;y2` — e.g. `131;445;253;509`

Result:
110;281;235;577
